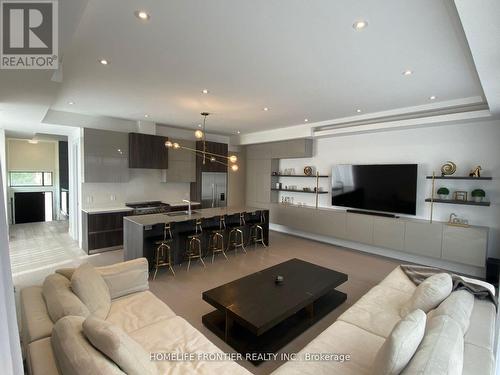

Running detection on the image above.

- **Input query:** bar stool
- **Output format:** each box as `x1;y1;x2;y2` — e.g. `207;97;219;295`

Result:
185;219;205;271
208;215;228;263
227;213;247;254
152;223;175;279
248;210;267;249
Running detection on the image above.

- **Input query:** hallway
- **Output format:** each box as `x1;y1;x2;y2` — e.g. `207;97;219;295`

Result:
9;220;85;275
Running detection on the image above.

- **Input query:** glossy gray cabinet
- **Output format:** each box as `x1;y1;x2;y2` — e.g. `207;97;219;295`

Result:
269;204;488;268
162;139;195;182
83;128;129;183
246;139;313;160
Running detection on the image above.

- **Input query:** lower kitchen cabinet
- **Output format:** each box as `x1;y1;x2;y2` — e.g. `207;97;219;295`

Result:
82;211;130;254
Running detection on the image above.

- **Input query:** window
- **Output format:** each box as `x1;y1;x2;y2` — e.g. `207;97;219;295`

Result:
9;172;53;187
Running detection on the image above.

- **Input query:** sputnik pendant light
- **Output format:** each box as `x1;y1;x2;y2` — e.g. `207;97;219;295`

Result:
165;112;239;171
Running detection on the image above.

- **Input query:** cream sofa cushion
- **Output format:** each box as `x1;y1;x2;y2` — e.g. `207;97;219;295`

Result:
51;316;125;375
83;316;157;375
372;309;426;375
402;315;464;375
71;263;111;319
106;291;176;333
42;273;90;322
131;316;252;375
400;273;452;316
97;258;149;299
428;290;474;333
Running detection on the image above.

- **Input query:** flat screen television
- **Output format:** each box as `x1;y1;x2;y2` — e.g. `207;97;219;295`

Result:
331;164;418;215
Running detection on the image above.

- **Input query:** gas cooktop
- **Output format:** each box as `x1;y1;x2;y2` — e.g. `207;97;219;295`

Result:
125;201;170;215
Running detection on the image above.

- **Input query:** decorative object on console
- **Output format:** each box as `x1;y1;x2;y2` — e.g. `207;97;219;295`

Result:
448;213;469;228
303;166;313;176
469;165;482;178
165;112;239;171
471;189;486;202
453;191;468;201
437;187;450;199
440;161;457;176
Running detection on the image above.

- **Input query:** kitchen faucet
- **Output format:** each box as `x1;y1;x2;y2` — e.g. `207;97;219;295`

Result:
182;199;192;215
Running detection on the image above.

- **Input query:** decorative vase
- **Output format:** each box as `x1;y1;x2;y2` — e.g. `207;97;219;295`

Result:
473;196;483;203
438;194;448;200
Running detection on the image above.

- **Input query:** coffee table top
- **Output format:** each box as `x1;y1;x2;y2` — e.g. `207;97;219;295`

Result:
202;258;348;335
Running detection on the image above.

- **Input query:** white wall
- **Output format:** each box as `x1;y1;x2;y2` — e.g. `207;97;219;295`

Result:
0;130;7;222
81;169;191;208
278;119;500;258
0;162;23;375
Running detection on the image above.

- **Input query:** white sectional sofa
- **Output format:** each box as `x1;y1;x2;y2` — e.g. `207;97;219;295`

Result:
272;266;497;375
21;259;496;375
20;258;250;375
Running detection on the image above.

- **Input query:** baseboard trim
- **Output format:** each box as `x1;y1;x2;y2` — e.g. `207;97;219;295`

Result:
270;223;485;278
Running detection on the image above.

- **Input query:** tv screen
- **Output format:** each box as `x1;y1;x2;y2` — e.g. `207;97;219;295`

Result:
331;164;417;215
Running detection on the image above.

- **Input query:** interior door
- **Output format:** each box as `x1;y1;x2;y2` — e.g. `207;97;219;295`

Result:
14;192;45;224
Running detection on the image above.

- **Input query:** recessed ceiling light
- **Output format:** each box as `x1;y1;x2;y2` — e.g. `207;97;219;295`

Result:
263;107;269;111
202;89;209;94
99;59;109;65
353;20;368;30
402;69;413;76
429;95;437;100
134;10;150;21
356;109;362;113
68;101;74;105
304;118;309;122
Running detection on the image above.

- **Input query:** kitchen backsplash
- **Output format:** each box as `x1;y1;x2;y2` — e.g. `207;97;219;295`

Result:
82;169;190;208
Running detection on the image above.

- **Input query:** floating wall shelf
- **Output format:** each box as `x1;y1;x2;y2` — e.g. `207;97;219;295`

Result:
272;174;330;178
425;198;490;207
426;176;492;180
272;188;328;194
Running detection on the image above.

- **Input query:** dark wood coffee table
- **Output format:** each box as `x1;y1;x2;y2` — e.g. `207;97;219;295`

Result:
202;258;347;364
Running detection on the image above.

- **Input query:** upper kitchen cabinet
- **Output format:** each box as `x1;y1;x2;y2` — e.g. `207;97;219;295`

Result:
196;140;228;172
129;133;169;169
162;139;196;182
246;139;313;160
83;128;129;183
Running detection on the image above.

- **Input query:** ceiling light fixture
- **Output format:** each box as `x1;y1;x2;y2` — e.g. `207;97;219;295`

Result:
165;112;239;171
134;10;150;21
202;89;209;94
429;95;437;100
353;20;368;30
144;114;149;118
304;118;309;122
356;109;362;113
68;101;74;105
402;69;413;76
237;130;241;134
99;59;109;65
263;107;269;111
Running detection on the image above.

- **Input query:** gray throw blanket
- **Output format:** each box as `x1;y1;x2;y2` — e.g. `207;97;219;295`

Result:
400;264;497;309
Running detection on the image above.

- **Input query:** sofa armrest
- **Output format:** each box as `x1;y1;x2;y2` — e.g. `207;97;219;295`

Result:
20;287;54;348
97;258;149;299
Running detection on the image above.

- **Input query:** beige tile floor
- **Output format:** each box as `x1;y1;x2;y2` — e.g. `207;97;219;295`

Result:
9;222;401;375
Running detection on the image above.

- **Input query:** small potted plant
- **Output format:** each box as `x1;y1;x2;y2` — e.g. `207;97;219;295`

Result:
437;187;450;200
471;189;486;202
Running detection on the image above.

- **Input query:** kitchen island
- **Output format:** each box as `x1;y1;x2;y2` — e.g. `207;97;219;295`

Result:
123;207;269;265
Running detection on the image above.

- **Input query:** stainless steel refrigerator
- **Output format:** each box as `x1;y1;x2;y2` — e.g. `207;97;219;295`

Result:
201;172;227;208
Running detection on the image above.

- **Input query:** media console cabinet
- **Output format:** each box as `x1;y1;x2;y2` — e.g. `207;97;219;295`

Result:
269;203;488;269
